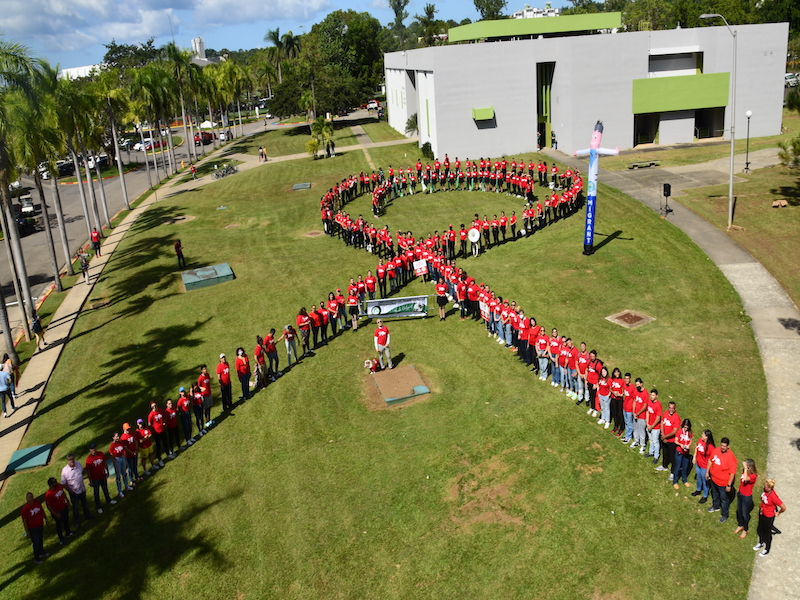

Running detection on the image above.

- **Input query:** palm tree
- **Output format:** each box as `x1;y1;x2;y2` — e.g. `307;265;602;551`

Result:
310;115;334;157
264;28;285;83
282;30;301;61
96;67;131;209
0;39;40;351
162;42;197;163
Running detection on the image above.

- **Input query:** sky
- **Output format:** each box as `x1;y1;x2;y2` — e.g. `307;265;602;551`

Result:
0;0;569;71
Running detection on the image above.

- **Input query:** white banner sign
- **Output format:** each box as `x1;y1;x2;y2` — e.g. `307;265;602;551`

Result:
365;295;429;318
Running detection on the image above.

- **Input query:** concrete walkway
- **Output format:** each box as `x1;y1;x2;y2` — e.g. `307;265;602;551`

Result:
541;146;799;600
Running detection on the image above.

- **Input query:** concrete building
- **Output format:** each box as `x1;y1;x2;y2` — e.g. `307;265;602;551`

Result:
512;3;561;19
384;14;788;158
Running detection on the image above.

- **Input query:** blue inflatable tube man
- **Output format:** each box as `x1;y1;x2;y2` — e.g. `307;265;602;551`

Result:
574;121;619;255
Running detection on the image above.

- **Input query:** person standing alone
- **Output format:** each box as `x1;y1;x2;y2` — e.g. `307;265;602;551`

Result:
374;319;392;370
90;228;101;257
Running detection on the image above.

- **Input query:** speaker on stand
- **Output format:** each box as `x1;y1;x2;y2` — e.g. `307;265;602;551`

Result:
661;183;673;218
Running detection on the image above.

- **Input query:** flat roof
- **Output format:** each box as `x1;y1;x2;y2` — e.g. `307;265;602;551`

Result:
448;12;622;43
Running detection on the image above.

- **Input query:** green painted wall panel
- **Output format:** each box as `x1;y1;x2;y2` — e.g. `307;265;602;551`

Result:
632;73;729;114
472;107;495;120
448;13;622;43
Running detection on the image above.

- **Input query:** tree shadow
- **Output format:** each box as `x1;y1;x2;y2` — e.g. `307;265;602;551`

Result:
778;318;800;335
770;178;800;206
4;482;235;600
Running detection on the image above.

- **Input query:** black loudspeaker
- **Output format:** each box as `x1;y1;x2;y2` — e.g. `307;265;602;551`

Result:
663;183;671;197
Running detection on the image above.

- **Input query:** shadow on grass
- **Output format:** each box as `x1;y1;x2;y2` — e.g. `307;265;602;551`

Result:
3;481;233;600
593;230;632;253
770;177;800;206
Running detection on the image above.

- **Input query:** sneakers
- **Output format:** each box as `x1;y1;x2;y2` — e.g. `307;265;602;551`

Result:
655;466;668;472
759;550;769;557
620;438;630;444
34;559;43;565
97;508;104;514
118;492;125;499
699;497;708;504
644;453;654;458
126;486;134;491
586;408;593;415
110;499;117;505
597;419;605;425
168;453;176;459
691;490;701;497
652;458;659;465
144;470;152;476
604;423;610;430
753;543;764;551
707;506;720;513
158;460;165;467
152;464;160;470
591;410;598;418
630;442;639;448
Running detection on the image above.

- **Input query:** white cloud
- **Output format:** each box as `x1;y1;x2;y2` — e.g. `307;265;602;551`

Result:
192;0;331;27
369;0;390;9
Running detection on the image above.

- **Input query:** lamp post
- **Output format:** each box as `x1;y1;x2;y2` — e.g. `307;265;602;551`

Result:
701;13;737;230
744;110;752;173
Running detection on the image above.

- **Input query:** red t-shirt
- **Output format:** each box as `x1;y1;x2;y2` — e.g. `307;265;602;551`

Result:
633;388;649;418
660;411;681;439
109;440;126;458
610;378;624;399
165;407;178;428
21;501;45;529
148;408;166;434
586;359;602;385
435;283;447;296
216;361;231;386
622;383;636;412
136;427;153;449
365;276;377;292
254;344;266;365
45;485;69;513
645;400;663;429
121;432;138;457
235;355;251;376
709;447;738;486
739;472;757;496
695;441;714;469
675;429;693;454
85;451;107;481
597;377;611;397
296;314;310;331
577;352;589;375
178;396;192;414
198;373;212;397
760;489;783;517
374;326;390;346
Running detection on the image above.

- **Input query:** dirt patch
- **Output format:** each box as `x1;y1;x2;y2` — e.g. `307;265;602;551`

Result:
445;443;538;534
360;364;433;411
224;223;241;229
162;215;196;225
605;309;656;329
303;230;325;238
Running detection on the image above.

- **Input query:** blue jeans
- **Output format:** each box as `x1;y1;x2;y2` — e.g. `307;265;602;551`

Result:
568;368;578;393
623;411;634;439
551;360;560;385
0;388;14;413
29;526;45;560
599;394;611;422
113;456;129;494
674;452;691;484
695;466;709;497
577;376;587;401
505;323;513;346
712;481;733;518
648;428;661;459
538;356;549;377
239;373;250;400
559;366;568;390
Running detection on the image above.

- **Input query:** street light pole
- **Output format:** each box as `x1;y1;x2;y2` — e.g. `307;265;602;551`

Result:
744;110;752;173
701;13;737;230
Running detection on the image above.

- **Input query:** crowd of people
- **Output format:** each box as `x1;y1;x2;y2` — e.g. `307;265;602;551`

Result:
18;154;786;567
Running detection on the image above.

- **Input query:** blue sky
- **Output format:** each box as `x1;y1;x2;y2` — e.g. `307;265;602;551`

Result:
1;0;567;70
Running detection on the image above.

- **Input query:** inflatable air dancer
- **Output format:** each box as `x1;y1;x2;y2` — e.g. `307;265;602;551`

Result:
574;121;619;255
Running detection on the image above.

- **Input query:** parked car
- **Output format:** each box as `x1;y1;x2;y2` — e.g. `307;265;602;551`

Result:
367;99;380;110
194;131;214;146
19;195;34;214
83;154;109;169
786;73;799;88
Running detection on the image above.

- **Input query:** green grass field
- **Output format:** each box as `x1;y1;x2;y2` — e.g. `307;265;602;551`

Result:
361;121;408;143
228;124;358;159
0;142;767;600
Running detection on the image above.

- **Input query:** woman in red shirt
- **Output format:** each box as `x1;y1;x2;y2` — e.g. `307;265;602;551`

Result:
309;305;322;349
735;459;758;539
692;429;715;504
21;492;48;564
317;302;330;346
673;418;693;489
435;277;448;321
755;479;786;556
296;308;311;357
597;366;611;428
609;367;625;436
235;347;251;401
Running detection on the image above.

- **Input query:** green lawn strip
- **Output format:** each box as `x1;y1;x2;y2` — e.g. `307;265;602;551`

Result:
361;121;407;143
0;151;766;600
227;124;359;159
176;158;243;185
601;109;800;171
57;162;141;184
671;162;800;307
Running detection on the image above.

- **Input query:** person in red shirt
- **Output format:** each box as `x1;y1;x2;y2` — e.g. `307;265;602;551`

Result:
90;227;101;256
191;384;206;436
596;366;611;427
735;458;758;538
85;443;116;513
174;239;186;269
296;307;312;357
707;437;738;522
235;347;252;401
620;372;636;443
254;335;267;388
164;399;179;456
535;327;550;381
121;422;140;481
45;477;73;544
147;401;168;467
21;492;49;563
136;418;157;475
374;319;392;369
657;401;680;474
609;367;625;435
672;418;693;489
548;329;561;388
584;350;602;414
692;429;715;503
109;432;132;497
217;353;232;412
755;479;787;556
435;277;448;321
198;364;214;426
365;270;377;300
631;378;649;453
176;387;195;446
645;389;663;464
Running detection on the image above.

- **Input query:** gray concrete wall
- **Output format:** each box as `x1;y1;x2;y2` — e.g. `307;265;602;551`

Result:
384;22;788;157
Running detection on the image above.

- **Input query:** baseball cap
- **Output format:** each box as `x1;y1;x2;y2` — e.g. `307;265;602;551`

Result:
179;386;186;392
122;422;131;431
219;353;225;359
137;418;144;425
89;443;96;449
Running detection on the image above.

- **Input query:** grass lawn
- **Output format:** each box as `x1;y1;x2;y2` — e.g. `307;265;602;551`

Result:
0;142;767;600
600;109;800;171
57;162;141;184
673;162;800;307
227;124;358;159
361;121;408;143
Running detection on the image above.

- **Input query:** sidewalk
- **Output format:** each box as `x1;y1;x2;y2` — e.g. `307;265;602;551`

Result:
541;146;800;600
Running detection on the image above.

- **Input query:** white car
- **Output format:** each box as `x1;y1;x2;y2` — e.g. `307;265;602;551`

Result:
367;100;379;110
133;138;153;151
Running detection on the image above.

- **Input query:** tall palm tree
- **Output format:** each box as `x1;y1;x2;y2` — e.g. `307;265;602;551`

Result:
95;67;131;209
264;28;285;83
162;42;197;163
0;39;40;351
282;30;302;61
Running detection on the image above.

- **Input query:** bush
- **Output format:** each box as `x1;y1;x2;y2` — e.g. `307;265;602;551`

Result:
421;141;434;160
